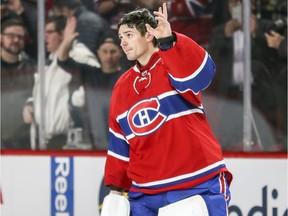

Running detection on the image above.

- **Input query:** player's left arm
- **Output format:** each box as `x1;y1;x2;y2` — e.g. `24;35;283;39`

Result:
159;33;216;96
101;97;131;216
148;3;216;98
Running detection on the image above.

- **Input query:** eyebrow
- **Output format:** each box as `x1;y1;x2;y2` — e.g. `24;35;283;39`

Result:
119;30;134;36
2;32;25;37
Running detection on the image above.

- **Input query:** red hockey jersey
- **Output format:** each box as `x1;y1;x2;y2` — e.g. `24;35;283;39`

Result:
104;32;232;194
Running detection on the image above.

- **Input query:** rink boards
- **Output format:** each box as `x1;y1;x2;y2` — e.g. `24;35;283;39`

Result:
0;151;287;216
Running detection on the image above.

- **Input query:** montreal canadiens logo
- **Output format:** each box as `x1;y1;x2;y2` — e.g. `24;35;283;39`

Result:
127;98;167;136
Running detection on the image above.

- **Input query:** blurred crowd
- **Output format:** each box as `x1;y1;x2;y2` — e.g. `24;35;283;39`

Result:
1;0;287;152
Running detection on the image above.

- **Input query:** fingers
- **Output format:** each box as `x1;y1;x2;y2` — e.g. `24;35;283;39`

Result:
162;2;168;19
154;3;168;20
158;4;162;14
65;16;77;31
149;2;172;38
67;16;77;28
23;105;34;124
270;30;280;37
64;17;78;39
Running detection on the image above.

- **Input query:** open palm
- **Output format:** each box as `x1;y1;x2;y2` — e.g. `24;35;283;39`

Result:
145;3;172;40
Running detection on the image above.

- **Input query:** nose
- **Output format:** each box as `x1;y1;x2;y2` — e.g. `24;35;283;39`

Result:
120;38;127;47
106;52;113;59
12;36;22;42
12;37;20;42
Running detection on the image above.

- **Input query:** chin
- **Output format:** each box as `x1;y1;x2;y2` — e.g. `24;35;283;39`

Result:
126;55;136;61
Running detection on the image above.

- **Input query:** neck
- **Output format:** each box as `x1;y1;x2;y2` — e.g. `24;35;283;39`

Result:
0;50;19;63
137;47;158;67
102;64;120;74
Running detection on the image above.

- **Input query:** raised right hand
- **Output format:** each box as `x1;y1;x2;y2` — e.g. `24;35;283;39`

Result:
63;16;79;44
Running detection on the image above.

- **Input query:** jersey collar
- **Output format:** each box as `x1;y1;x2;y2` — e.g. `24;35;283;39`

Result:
134;52;161;73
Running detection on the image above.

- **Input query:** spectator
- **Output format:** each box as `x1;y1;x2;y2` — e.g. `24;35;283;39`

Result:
94;0;135;69
1;0;38;59
57;17;125;150
265;22;287;150
23;15;100;150
208;0;281;151
1;17;35;149
265;21;287;58
94;0;136;31
53;0;110;53
81;0;95;12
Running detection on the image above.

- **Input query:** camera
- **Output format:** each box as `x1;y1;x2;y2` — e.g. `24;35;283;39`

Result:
1;0;9;4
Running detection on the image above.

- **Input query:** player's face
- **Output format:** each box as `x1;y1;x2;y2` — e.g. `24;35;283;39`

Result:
45;22;63;53
118;25;149;63
1;25;25;55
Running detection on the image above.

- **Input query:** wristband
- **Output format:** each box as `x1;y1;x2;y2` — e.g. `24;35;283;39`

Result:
158;33;177;51
157;33;176;44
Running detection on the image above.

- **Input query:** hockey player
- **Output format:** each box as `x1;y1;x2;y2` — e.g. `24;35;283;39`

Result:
101;3;233;216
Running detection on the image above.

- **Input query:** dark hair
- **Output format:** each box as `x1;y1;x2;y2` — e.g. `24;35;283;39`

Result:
46;15;67;33
118;8;158;47
97;30;121;49
1;17;25;34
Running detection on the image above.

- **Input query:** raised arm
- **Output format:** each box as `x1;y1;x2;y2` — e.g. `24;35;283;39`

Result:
57;16;79;61
145;3;172;40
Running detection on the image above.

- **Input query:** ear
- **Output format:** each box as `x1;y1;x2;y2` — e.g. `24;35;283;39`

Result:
145;32;154;43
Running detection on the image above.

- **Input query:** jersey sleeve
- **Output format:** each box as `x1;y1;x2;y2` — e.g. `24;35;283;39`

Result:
104;85;132;191
158;32;216;97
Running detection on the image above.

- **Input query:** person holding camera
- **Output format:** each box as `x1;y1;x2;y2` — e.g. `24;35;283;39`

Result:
265;21;287;151
208;0;282;151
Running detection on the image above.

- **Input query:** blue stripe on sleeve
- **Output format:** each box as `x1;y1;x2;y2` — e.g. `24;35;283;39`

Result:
108;131;130;158
168;55;215;94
